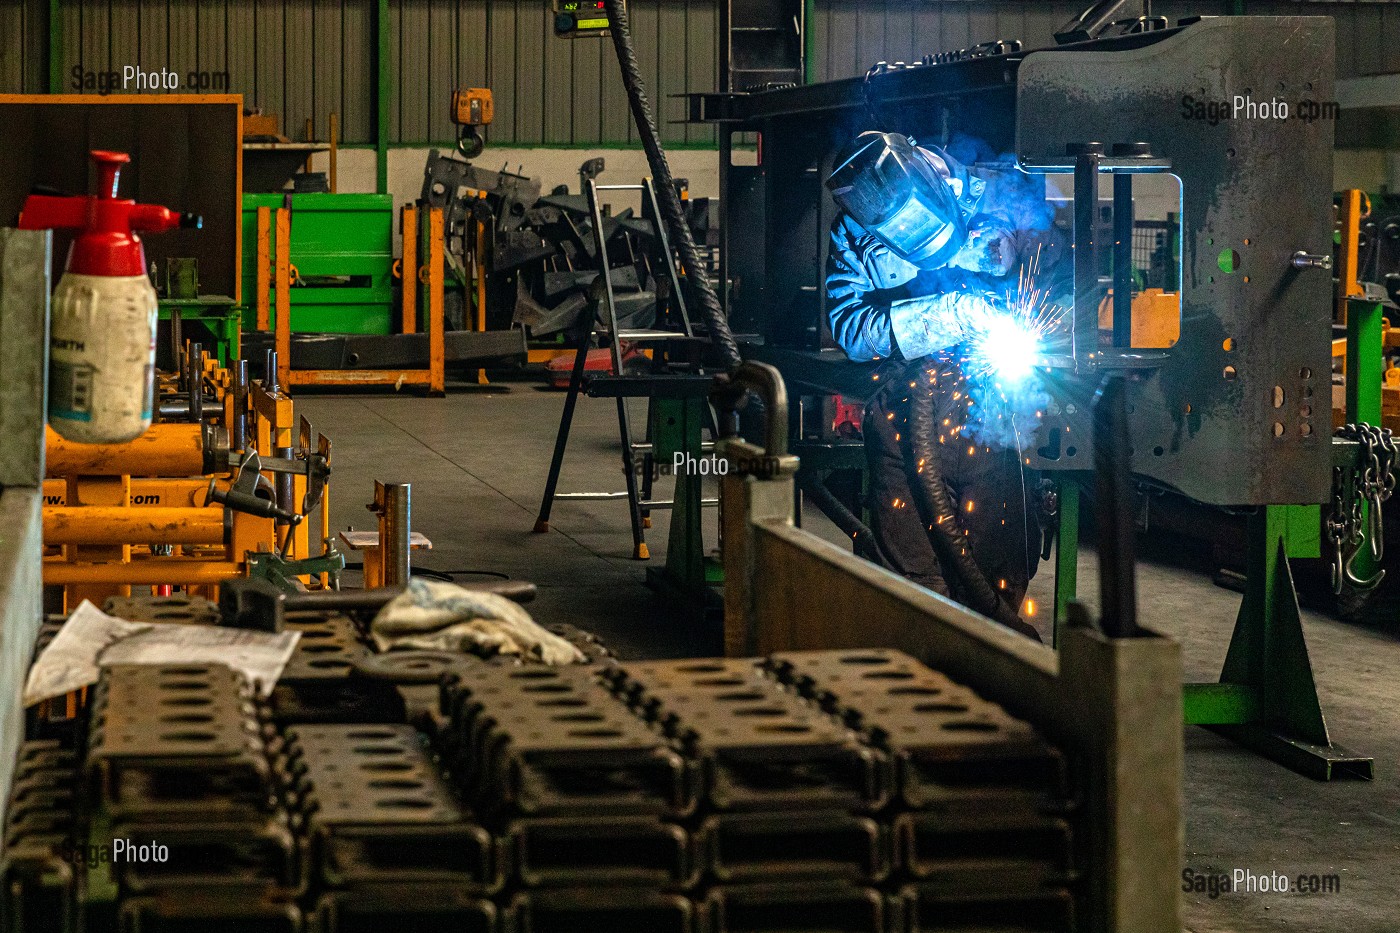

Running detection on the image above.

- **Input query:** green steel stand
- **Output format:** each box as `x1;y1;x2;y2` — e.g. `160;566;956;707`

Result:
1184;507;1371;780
1049;423;1373;780
158;297;241;366
1051;476;1082;649
1182;298;1380;778
1344;294;1384;585
645;397;723;625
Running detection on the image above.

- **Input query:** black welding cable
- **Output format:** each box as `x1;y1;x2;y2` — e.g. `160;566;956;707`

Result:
601;0;743;371
906;386;1043;641
797;471;890;568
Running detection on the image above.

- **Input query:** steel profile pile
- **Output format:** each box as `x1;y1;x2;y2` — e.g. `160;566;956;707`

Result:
0;741;79;933
3;627;1079;931
440;664;705;932
767;649;1078;931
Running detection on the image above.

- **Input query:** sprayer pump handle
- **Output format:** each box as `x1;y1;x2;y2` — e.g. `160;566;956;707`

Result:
90;150;131;198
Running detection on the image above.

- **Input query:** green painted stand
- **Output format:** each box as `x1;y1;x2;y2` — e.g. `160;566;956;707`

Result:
1050;430;1373;780
645;396;723;625
1051;476;1082;649
1178;295;1378;778
158;297;241;366
1186;507;1371;780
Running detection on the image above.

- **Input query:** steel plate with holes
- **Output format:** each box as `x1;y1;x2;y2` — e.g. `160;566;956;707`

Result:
102;594;222;626
279;613;370;682
442;665;695;818
767;650;1067;808
288;724;462;825
87;665;267;778
702;810;891;884
285;724;499;892
608;659;888;812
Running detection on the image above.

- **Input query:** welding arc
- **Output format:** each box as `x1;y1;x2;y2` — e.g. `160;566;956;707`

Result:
601;0;742;372
907;387;1042;641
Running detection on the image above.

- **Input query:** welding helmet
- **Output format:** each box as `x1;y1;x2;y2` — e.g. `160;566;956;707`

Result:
827;131;983;269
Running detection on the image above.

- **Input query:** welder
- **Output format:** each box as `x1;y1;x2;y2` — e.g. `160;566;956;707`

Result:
825;131;1060;639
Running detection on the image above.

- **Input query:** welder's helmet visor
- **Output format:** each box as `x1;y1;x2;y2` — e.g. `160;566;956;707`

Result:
827;132;971;268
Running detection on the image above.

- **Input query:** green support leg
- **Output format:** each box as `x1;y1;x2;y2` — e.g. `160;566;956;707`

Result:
1052;476;1080;648
1184;507;1372;780
1344;295;1385;582
646;397;723;626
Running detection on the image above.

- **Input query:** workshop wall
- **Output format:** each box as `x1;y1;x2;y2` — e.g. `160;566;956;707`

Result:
4;2;1400;145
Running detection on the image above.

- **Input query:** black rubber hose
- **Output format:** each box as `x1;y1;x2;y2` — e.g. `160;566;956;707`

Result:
601;0;742;371
906;385;1042;641
798;471;889;568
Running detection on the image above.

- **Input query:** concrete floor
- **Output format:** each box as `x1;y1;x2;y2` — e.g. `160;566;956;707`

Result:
299;380;1400;933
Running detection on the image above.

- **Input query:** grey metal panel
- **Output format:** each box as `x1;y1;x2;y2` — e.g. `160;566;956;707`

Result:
168;0;199;88
0;229;50;489
25;0;47;93
253;0;285;125
283;1;314;139
110;1;139;80
341;0;374;142
0;3;25;93
685;0;717;144
227;1;258;115
1017;16;1335;505
428;0;457;144
138;0;167;66
394;0;427;143
0;487;43;817
487;0;517;142
79;0;108;77
194;1;228;80
570;5;602;144
598;1;632;143
855;2;884;77
311;0;342;130
542;9;574;143
457;0;489;91
0;227;49;814
515;0;545;143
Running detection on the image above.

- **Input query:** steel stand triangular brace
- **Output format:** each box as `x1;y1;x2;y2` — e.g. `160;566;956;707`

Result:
1184;507;1373;780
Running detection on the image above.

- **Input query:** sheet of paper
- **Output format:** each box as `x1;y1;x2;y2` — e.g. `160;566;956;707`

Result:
23;599;300;706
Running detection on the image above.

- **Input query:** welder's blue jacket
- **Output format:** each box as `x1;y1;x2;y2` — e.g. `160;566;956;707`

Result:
825;212;994;362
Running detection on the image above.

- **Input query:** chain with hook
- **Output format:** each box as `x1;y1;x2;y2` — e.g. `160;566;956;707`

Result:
1332;423;1396;593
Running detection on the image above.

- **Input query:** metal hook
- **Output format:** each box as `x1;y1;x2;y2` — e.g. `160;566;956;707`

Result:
1344;540;1385;591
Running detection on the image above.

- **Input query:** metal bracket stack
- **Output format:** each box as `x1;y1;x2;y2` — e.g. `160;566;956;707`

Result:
5;595;1088;933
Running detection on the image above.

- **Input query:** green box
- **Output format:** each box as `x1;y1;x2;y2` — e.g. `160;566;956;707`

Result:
241;193;395;335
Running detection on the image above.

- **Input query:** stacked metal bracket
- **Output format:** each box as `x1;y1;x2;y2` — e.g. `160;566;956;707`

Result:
767;650;1078;931
4;608;1079;933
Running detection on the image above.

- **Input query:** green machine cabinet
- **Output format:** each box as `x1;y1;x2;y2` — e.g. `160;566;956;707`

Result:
241;193;395;335
158;297;241;367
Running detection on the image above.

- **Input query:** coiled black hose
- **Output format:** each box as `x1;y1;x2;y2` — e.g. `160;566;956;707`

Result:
907;383;1042;641
601;0;742;371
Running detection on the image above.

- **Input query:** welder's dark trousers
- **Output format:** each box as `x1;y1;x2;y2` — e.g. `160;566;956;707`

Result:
864;364;1041;618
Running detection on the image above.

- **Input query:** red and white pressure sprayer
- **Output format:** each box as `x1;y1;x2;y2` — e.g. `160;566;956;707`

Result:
19;150;201;443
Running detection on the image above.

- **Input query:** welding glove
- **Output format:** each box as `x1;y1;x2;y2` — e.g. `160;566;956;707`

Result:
948;219;1018;276
371;578;585;664
889;291;1000;360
